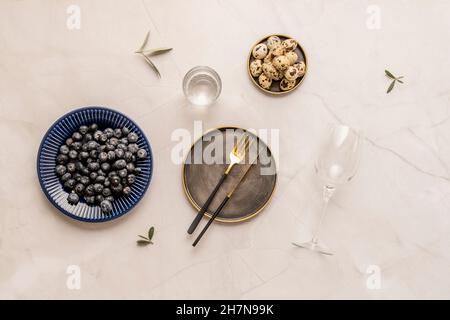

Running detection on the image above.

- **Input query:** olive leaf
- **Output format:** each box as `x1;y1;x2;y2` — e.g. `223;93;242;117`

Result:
148;226;155;240
143;47;173;56
385;69;404;94
136;31;150;53
138;235;149;240
385;69;396;79
387;80;396;93
140;53;161;78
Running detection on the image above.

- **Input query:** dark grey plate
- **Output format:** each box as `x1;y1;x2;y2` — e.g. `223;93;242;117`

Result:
182;127;277;223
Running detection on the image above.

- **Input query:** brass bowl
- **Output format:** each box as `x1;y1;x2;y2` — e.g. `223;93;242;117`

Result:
247;34;308;95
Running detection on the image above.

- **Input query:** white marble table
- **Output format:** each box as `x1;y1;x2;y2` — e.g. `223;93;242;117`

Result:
1;0;450;299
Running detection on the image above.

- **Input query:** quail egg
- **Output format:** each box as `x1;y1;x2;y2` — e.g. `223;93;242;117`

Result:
284;66;300;81
282;38;297;51
272;68;284;81
270;44;285;57
262;62;278;79
285;51;298;65
272;55;290;71
280;78;296;91
252;43;268;59
266;35;282;50
250;59;263;77
293;61;306;76
258;73;272;89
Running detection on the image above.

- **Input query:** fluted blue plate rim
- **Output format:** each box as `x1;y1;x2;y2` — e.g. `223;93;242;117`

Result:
36;106;153;223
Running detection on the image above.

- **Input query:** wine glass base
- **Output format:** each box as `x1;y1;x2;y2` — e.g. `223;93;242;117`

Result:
292;241;334;256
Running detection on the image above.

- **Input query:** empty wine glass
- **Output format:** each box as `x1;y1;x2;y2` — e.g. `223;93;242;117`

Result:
293;124;362;255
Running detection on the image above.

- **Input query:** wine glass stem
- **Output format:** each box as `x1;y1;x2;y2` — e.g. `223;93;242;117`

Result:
311;185;335;244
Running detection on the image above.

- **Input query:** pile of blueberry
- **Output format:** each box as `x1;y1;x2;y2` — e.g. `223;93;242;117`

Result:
55;123;147;214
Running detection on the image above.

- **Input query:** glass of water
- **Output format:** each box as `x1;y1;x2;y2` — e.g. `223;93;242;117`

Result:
183;66;222;107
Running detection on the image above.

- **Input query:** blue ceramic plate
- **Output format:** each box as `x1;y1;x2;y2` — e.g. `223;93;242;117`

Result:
37;107;153;222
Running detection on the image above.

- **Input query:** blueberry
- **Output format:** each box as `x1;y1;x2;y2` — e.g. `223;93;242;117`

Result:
73;172;81;181
120;138;129;145
134;167;142;175
127;174;136;185
108;171;118;178
104;128;114;138
78;125;88;134
61;172;72;182
93;130;102;141
72;142;82;150
59;145;70;155
89;172;98;181
75;161;84;171
95;175;106;184
67;192;79;205
115;149;124;159
56;165;67;176
97;169;105;177
109;137;119;146
114;159;127;169
122;127;130;135
85;196;95;205
127;144;138;154
110;175;121;186
74;183;85;194
111;184;123;194
103;178;111;187
64;179;76;189
72;132;82;141
98;152;108;162
97;144;107;152
80;176;90;185
123;186;132;196
101;162;111;172
127;132;138;143
137;149;147;159
83;133;93;142
123;151;133;162
99;134;108;143
96;195;105;204
117;143;127;151
100;200;113;214
57;154;68;164
79;151;89;160
113;129;122;138
90;123;98;132
68;150;78;160
105;196;115;203
93;183;103;193
118;169;127;178
89;150;98;159
66;162;76;173
66;138;74;146
81;167;90;176
126;162;135;173
87;162;100;171
102;188;112;197
85;184;95;196
85;141;96;151
107;151;116;161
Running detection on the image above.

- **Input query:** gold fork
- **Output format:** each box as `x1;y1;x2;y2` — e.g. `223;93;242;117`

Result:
187;133;253;234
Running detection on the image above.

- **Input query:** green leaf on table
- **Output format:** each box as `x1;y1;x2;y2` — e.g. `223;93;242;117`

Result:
148;226;155;240
387;80;396;93
140;53;161;78
144;47;173;56
136;30;151;53
396;79;404;84
385;69;396;79
138;235;149;240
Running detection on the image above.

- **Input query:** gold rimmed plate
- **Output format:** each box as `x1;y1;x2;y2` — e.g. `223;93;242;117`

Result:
182;127;277;223
247;34;307;95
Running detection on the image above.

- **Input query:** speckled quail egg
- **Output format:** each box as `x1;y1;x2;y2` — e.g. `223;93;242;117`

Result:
284;66;300;81
272;69;284;81
282;38;297;51
258;73;272;89
263;51;274;64
270;44;285;57
272;55;290;71
266;36;282;50
252;43;268;60
293;61;306;76
280;78;296;91
285;51;298;65
250;59;263;77
262;62;278;79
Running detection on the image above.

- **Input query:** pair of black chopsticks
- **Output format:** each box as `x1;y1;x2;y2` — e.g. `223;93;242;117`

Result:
189;155;259;247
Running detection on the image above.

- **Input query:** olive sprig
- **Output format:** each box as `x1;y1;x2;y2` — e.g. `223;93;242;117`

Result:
135;31;172;78
137;226;155;246
385;69;404;93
